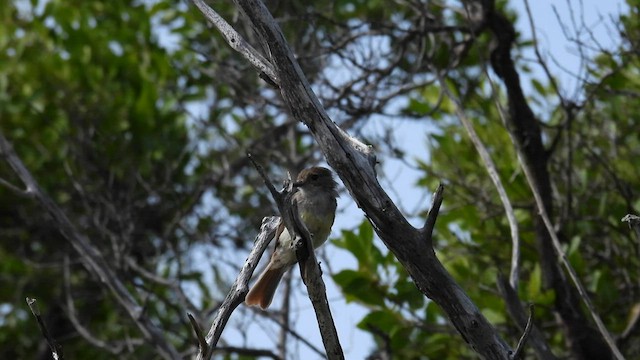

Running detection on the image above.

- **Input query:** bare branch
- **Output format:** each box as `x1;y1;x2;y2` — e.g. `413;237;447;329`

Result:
26;297;64;360
197;216;279;360
0;132;181;360
277;271;292;359
193;0;514;357
485;5;623;357
511;304;535;360
290;200;344;359
188;313;207;352
257;309;327;357
246;157;344;360
439;74;522;290
421;183;444;245
63;256;131;355
0;176;32;197
247;153;285;203
497;276;558;360
522;0;567;106
501;89;624;360
190;0;279;86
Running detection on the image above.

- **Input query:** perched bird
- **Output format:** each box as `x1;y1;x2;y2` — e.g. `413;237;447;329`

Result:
245;166;338;309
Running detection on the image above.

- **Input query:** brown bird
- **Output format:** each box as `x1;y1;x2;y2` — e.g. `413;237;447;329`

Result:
245;167;338;309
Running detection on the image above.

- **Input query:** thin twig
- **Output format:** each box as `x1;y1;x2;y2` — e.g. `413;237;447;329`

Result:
0;132;180;360
421;183;444;245
438;75;522;290
0;176;32;197
277;270;292;359
26;297;64;360
188;313;207;352
511;304;535;359
258;310;327;358
522;0;566;106
247;153;284;202
63;256;128;354
497;275;558;359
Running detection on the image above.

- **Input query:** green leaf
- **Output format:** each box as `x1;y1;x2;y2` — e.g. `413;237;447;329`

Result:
527;264;542;300
332;269;385;306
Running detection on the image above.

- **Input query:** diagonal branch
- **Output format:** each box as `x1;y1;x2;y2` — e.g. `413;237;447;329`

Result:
26;297;64;360
511;304;535;360
196;216;279;360
194;0;514;358
290;200;344;359
438;74;522;291
497;275;558;360
191;0;279;86
246;156;344;360
0;132;180;360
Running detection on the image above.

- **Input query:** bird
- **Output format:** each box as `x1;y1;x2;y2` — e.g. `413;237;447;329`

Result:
245;166;338;309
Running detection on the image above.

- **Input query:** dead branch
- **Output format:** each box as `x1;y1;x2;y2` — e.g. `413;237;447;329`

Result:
195;216;279;360
497;275;558;360
193;0;514;357
246;155;344;360
0;131;180;360
438;74;522;290
26;297;64;360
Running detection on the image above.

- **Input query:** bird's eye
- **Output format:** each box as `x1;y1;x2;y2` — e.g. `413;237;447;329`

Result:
311;174;319;181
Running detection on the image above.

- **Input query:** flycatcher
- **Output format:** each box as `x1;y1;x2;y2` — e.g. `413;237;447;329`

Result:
245;166;338;309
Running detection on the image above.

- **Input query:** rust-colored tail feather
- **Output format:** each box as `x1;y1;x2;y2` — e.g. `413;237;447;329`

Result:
245;265;287;309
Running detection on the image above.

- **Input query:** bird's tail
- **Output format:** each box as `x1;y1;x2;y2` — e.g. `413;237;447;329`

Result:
245;264;287;309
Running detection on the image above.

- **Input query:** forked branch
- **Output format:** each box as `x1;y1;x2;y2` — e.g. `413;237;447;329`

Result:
193;0;513;358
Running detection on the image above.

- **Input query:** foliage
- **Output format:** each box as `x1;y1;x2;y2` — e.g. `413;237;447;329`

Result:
0;0;638;359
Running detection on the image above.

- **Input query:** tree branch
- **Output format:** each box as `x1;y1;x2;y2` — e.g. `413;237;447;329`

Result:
291;201;344;359
439;74;522;290
26;297;64;360
511;304;535;360
188;313;207;354
190;0;279;86
497;276;557;360
0;132;180;360
485;4;622;358
197;216;280;360
421;183;445;246
193;0;514;358
247;156;344;360
63;256;132;355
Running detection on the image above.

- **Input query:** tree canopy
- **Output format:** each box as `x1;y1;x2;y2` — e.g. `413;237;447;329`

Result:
0;0;638;359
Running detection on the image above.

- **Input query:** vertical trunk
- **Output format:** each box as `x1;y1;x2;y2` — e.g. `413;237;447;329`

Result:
484;7;612;360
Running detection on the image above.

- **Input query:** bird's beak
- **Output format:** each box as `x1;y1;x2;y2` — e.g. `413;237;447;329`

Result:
292;180;305;188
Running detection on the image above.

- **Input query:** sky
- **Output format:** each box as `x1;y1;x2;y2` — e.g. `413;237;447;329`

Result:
189;0;628;359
